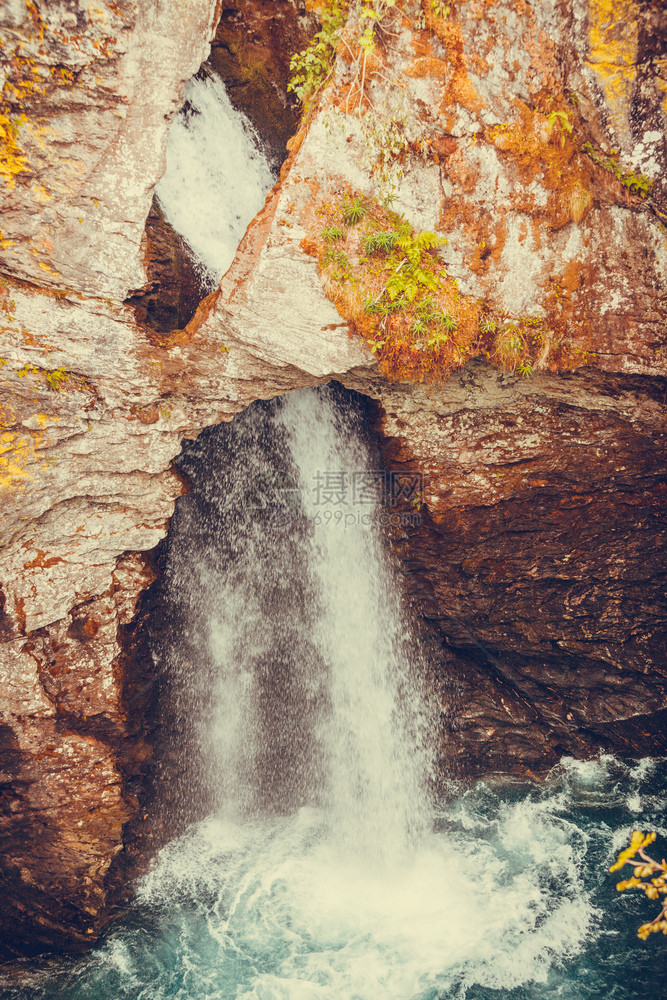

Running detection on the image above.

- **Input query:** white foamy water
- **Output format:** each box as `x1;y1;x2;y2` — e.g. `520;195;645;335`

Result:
8;755;667;1000
119;387;596;1000
133;796;594;1000
156;70;275;287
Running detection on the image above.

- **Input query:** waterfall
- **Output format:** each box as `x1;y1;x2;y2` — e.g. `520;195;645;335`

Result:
155;69;275;288
4;71;665;1000
127;385;598;1000
151;70;435;855
277;390;433;860
162;387;433;864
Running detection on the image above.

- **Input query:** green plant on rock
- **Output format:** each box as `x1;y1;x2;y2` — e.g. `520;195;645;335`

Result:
479;314;498;335
358;0;399;53
547;110;572;133
415;0;451;30
342;195;367;225
546;109;573;148
322;246;350;269
363;229;397;254
322;225;346;243
0;112;30;189
430;0;450;18
383;226;444;304
359;112;410;203
315;193;484;380
582;141;652;197
288;2;349;108
485;312;550;375
288;1;400;113
14;363;85;393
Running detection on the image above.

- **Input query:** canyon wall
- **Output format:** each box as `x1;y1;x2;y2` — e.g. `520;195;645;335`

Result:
0;0;665;958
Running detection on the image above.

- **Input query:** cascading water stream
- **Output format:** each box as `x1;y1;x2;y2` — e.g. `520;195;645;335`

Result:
277;391;433;861
2;68;665;1000
155;69;275;288
104;385;601;999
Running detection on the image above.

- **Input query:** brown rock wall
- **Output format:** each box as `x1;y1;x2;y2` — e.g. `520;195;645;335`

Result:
369;363;667;775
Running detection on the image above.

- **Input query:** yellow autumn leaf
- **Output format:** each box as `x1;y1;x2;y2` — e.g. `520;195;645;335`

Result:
609;831;656;872
617;877;641;891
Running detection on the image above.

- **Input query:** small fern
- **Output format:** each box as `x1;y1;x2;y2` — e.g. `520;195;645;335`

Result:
322;226;345;243
342;196;367;225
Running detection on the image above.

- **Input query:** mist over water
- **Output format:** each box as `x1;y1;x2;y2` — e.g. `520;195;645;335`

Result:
4;756;666;1000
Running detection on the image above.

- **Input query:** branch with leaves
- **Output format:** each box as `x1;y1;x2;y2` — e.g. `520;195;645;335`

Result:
610;831;667;940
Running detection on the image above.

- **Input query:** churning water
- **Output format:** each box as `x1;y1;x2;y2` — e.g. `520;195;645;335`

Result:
2;72;665;1000
2;754;666;999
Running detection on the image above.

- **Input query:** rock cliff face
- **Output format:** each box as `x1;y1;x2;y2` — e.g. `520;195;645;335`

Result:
0;0;665;959
373;365;666;776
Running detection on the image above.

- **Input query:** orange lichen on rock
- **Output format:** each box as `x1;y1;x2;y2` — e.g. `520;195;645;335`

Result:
477;101;603;230
542;257;600;368
417;2;483;112
23;549;65;571
405;55;450;79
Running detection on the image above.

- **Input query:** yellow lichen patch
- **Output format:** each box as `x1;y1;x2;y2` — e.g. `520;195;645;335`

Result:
0;113;30;189
0;9;79;203
0;430;37;491
22;116;55;154
30;182;52;204
586;0;639;143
